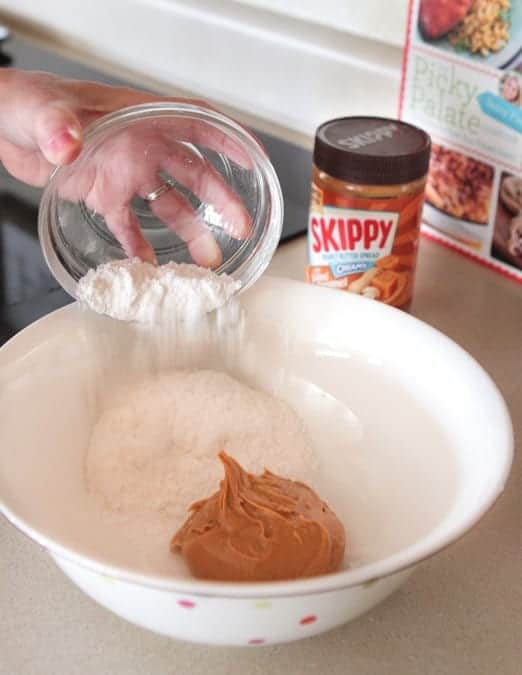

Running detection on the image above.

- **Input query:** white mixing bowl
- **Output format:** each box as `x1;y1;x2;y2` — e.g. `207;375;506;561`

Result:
0;277;513;646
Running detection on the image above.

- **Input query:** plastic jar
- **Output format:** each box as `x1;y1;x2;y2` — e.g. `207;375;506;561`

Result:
38;103;283;297
307;117;431;309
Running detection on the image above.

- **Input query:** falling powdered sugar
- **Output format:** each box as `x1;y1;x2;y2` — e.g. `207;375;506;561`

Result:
76;258;241;323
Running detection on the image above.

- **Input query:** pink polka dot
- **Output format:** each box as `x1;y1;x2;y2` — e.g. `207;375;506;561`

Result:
177;599;196;609
248;638;266;645
299;615;317;625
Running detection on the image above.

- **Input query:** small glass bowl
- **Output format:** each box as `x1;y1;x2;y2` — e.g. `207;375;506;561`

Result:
38;102;284;297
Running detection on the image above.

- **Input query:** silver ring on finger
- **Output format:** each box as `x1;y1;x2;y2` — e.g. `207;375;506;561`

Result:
144;181;173;202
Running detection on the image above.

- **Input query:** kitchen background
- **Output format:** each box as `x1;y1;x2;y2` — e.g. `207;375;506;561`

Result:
0;0;406;144
1;3;521;675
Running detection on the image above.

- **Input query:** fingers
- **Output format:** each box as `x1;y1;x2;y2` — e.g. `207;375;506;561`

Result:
71;82;258;168
142;186;223;268
162;146;252;240
66;79;257;168
186;119;254;169
34;102;83;166
0;70;84;174
0;138;54;186
57;136;224;267
100;187;223;268
103;205;156;264
60;168;158;265
153;117;256;170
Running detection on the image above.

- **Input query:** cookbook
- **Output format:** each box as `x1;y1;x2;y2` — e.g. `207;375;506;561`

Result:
400;0;522;282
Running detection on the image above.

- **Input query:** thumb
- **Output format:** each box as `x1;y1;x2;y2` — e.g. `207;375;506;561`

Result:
34;102;83;166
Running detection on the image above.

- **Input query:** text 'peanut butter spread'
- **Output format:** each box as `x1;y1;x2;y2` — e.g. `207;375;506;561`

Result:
171;452;345;582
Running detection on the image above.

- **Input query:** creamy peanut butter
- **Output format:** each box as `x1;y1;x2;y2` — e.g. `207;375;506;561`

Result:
171;452;345;582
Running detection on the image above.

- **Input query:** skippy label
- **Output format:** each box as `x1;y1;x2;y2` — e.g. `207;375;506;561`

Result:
308;206;399;277
306;179;424;305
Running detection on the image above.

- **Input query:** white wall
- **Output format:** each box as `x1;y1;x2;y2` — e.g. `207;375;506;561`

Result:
230;0;408;46
0;0;407;143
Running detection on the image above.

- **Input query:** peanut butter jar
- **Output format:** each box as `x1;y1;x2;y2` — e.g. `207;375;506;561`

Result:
307;117;431;309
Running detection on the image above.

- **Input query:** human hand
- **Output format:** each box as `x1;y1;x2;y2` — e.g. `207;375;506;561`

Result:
0;70;253;266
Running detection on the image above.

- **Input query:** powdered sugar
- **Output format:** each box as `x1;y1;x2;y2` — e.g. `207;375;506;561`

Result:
77;259;318;569
85;369;316;532
76;258;241;323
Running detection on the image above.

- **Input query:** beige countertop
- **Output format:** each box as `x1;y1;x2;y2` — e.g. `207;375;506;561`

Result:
1;235;521;675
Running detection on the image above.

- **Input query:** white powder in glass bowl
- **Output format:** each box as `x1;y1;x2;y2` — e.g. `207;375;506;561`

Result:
76;258;241;323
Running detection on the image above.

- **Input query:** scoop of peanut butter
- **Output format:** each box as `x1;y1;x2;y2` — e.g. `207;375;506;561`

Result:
171;452;345;582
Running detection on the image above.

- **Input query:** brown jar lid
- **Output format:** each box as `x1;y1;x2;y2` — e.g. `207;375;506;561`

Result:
313;116;431;185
